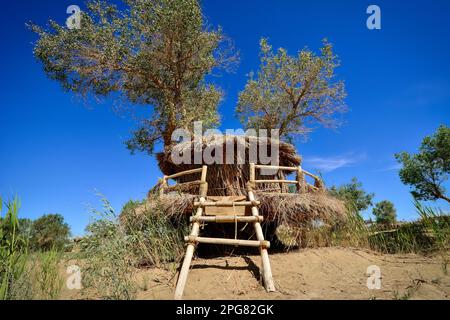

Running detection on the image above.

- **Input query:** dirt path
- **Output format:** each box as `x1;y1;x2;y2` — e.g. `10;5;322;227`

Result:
136;247;450;300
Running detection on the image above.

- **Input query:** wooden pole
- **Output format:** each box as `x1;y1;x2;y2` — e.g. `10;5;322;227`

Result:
248;189;276;292
185;236;270;248
249;163;256;186
297;167;306;193
174;166;208;300
159;177;168;198
194;201;260;207
190;216;264;223
254;164;298;172
254;179;298;184
166;167;204;180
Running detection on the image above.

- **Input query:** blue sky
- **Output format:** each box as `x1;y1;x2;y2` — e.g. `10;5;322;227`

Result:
1;0;449;236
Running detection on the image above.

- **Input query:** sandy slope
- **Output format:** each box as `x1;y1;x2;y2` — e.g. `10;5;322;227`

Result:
135;247;450;300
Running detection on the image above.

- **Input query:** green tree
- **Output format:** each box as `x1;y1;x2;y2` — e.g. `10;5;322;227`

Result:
329;178;374;213
395;125;450;203
30;214;70;251
372;200;397;225
30;0;237;154
236;38;346;141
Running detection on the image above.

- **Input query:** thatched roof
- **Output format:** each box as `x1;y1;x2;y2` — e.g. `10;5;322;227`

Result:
157;135;301;177
157;135;302;196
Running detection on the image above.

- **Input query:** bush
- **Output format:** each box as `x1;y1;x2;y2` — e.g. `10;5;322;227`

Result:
30;214;70;251
373;200;397;225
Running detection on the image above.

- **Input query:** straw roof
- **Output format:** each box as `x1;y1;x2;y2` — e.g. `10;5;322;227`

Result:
157;135;301;196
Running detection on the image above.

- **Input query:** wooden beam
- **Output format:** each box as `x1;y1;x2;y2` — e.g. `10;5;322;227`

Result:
255;165;299;172
199;166;208;197
190;216;264;224
185;236;270;249
166;168;204;181
174;166;208;300
174;199;204;300
250;163;256;183
254;180;298;184
248;190;276;292
194;201;260;207
303;170;320;181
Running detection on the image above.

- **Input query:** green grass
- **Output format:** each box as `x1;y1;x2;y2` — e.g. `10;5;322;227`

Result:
32;249;63;300
0;196;63;300
368;202;449;254
278;200;449;256
0;196;28;300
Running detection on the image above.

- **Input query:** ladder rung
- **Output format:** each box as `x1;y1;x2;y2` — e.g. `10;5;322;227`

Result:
190;216;264;224
185;236;270;249
194;201;260;207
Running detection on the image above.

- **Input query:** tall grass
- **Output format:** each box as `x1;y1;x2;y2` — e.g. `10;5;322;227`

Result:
79;196;137;300
0;196;28;300
32;249;63;300
368;202;449;254
0;196;63;300
278;203;370;249
120;198;188;267
415;200;450;252
278;200;449;255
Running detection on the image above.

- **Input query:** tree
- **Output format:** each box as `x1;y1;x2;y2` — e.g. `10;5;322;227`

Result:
236;38;346;141
395;125;450;203
372;201;397;225
30;214;71;251
329;178;374;212
30;0;237;154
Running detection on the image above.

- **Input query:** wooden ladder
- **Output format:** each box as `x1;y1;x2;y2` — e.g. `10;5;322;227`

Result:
174;165;276;300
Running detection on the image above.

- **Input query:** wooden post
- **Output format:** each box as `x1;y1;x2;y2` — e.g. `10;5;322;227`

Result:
159;177;168;198
248;189;276;292
249;162;256;191
174;166;208;300
199;166;208;197
297;167;306;194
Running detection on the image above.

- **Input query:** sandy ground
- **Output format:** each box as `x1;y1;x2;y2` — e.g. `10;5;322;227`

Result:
134;247;450;300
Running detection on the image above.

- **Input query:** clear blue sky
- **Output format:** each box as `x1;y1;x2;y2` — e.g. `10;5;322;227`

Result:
1;0;449;236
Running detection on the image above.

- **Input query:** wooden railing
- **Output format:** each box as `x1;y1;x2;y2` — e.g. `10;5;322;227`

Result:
249;163;324;193
158;166;208;197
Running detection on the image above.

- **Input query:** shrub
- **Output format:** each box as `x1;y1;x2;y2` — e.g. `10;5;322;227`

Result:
30;214;70;251
373;200;397;225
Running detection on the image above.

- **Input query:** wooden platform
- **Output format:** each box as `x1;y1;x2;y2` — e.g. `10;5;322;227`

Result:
203;196;251;216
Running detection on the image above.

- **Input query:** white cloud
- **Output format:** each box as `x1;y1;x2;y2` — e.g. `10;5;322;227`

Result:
303;153;366;173
375;163;402;172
